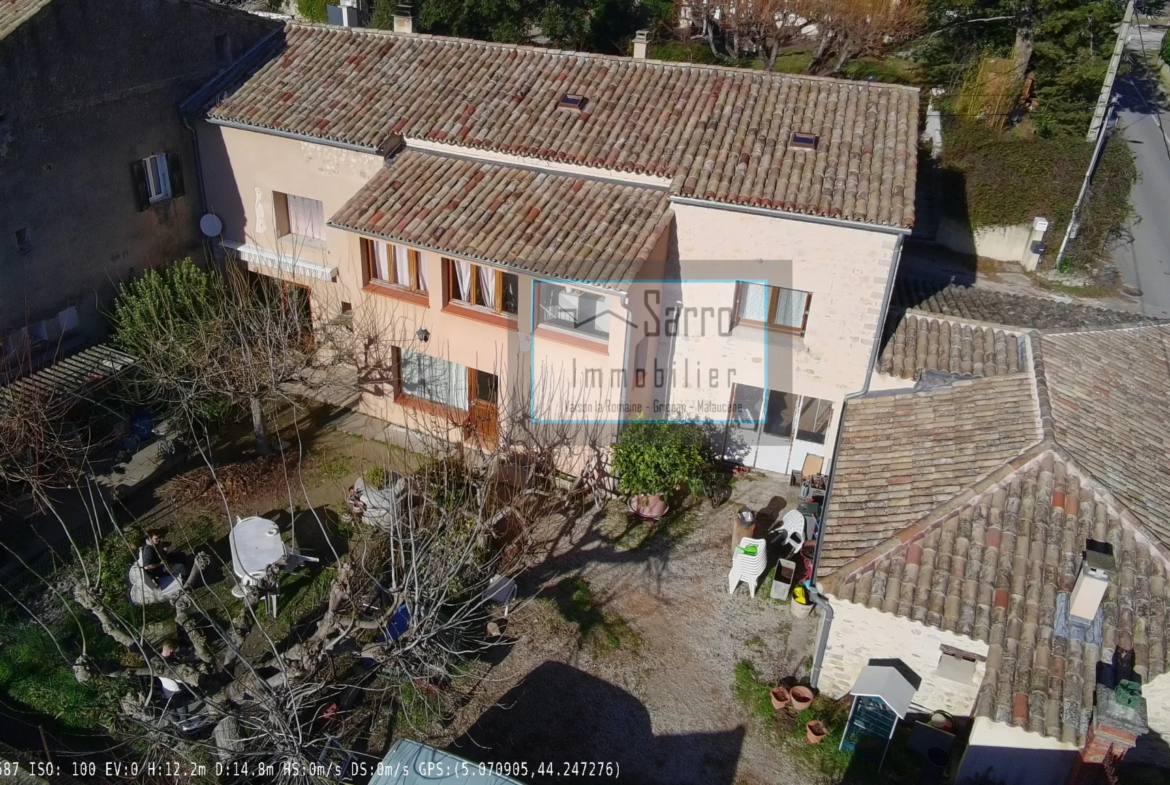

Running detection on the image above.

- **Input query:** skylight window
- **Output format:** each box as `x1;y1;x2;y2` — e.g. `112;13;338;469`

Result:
558;93;587;111
790;132;818;150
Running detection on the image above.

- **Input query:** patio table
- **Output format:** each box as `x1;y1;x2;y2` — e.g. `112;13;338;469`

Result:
230;516;287;598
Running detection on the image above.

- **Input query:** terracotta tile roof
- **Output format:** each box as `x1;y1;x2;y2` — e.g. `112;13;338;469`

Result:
1040;325;1170;550
205;24;919;228
877;313;1026;381
894;279;1155;330
328;149;672;289
0;0;50;41
830;452;1170;745
819;374;1043;575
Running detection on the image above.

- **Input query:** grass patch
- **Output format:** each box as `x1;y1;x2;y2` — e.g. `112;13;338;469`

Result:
598;503;699;552
547;578;640;656
315;452;352;481
766;50;814;73
733;660;776;723
842;56;919;86
277;566;337;628
789;695;854;781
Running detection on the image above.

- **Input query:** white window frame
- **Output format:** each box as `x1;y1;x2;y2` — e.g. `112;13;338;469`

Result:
143;154;171;202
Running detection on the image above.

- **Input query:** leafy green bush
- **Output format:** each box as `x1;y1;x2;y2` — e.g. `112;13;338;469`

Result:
1163;32;1170;66
297;0;328;22
611;420;711;498
649;40;719;65
940;120;1135;271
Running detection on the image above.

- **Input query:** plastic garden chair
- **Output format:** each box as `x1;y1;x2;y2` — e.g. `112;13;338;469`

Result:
728;537;768;597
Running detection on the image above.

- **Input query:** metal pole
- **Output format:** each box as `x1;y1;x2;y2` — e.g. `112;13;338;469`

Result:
1054;96;1118;269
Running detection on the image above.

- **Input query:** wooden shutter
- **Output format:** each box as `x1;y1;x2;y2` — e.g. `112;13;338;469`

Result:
166;152;185;198
130;160;150;211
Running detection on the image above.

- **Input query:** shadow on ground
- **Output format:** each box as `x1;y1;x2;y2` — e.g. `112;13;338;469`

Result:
449;661;744;785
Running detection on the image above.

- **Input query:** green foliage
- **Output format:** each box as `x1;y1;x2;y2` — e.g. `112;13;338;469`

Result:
112;258;215;356
732;659;776;723
547;578;640;655
919;0;1125;137
940;120;1135;270
0;609;122;730
371;0;397;28
611;420;711;497
417;0;669;53
649;40;719;65
1162;32;1170;66
297;0;328;23
789;696;854;780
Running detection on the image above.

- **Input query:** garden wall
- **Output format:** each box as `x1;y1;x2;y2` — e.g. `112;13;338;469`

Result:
936;218;1035;267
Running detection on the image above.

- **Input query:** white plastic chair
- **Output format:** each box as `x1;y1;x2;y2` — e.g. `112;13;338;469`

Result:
777;509;807;554
728;537;768;597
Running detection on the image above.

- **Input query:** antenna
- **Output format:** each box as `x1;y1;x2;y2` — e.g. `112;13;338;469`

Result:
199;214;223;238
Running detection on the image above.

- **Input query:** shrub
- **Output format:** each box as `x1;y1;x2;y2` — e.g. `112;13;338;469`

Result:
1162;32;1170;66
611;420;712;498
940;120;1135;271
297;0;328;23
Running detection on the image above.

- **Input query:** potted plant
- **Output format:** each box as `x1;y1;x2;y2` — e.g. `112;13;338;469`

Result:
790;685;814;711
805;719;827;744
612;420;712;520
770;686;790;711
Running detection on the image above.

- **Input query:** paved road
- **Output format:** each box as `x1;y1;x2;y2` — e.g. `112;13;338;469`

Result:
1110;24;1170;319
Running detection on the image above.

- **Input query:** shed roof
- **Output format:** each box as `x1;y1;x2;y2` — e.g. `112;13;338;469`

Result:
850;663;920;719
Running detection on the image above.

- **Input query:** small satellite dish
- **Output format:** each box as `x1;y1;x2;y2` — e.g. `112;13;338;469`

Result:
199;213;223;237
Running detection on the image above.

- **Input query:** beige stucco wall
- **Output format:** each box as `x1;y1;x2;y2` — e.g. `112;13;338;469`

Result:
957;717;1078;785
671;203;901;467
820;595;989;716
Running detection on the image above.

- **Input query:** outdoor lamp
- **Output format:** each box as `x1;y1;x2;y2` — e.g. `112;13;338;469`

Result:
415;327;430;343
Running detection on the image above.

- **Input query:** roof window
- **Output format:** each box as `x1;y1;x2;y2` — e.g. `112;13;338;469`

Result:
558;93;587;111
790;132;818;150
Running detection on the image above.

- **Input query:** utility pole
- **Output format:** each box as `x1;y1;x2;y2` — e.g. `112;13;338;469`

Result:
1054;96;1118;270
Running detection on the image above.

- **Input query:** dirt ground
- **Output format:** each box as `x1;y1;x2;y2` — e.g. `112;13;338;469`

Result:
434;473;820;785
90;405;822;785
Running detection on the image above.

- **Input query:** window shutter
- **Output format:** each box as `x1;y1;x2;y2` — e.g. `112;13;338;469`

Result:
166;152;185;198
130;160;150;211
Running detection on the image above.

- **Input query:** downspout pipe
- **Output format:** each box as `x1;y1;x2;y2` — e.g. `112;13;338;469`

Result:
183;115;213;266
806;232;906;691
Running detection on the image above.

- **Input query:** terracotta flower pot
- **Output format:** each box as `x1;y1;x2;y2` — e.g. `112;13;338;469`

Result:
628;494;669;520
769;686;790;711
790;685;814;711
806;719;827;744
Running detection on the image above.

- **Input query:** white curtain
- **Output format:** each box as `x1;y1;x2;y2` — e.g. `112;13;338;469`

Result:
373;242;390;281
393;245;411;286
400;349;468;409
773;288;808;328
453;260;472;302
739;282;769;321
415;253;429;292
477;266;496;309
288;195;325;241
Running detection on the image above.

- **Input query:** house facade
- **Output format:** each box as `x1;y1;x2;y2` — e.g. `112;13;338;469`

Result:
0;0;278;370
186;18;917;473
815;299;1170;784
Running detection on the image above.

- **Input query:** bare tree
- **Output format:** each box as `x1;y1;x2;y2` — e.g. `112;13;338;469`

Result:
810;0;926;73
1;293;619;779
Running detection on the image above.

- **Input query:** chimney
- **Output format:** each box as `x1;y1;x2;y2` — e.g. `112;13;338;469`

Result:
393;3;414;34
1067;683;1148;785
1070;540;1115;623
633;30;649;60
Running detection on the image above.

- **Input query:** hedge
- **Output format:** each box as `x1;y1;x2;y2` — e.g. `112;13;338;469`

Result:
939;121;1135;270
297;0;328;23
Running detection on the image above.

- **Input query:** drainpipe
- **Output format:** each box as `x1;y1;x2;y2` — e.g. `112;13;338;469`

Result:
809;588;833;690
183;115;212;265
806;232;906;691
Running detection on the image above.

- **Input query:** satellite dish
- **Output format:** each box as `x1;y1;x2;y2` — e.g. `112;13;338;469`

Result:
200;213;223;237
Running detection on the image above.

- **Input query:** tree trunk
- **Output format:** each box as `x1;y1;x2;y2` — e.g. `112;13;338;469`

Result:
706;19;720;60
808;30;832;73
1010;24;1033;83
250;396;270;455
831;43;853;74
765;38;779;72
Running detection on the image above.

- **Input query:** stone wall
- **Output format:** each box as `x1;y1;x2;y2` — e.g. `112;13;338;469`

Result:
821;594;989;716
0;0;277;343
